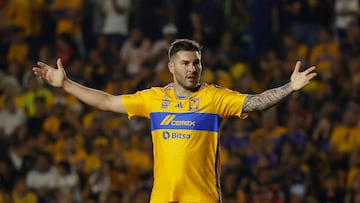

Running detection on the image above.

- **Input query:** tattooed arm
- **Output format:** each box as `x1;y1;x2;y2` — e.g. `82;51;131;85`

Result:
243;61;317;113
243;83;293;112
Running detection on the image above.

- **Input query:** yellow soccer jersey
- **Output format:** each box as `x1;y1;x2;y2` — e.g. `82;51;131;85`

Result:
121;83;248;203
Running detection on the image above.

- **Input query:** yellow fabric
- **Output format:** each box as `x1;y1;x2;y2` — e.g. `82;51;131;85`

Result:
84;154;101;173
7;43;28;63
0;95;22;109
347;168;359;188
5;0;32;36
21;88;52;117
236;190;246;203
123;150;152;171
53;0;83;36
32;0;46;36
309;41;339;72
302;80;319;93
230;62;248;80
42;116;61;133
201;69;215;84
13;191;38;203
216;70;233;88
251;127;287;140
157;69;173;84
82;111;95;128
46;94;78;109
330;125;360;153
219;147;229;166
103;117;123;135
54;133;85;154
121;83;247;202
0;193;7;203
250;127;287;152
55;148;88;167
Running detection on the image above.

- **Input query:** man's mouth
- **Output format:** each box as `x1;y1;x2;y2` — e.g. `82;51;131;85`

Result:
186;75;197;80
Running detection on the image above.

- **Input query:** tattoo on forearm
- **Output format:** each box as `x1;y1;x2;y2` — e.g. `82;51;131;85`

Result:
242;83;293;112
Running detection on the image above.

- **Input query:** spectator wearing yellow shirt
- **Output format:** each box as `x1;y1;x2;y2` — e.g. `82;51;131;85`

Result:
21;77;52;117
46;88;80;109
5;0;46;37
309;27;339;73
52;0;83;36
52;0;85;58
42;103;64;135
7;0;47;62
54;132;87;172
122;134;152;173
84;136;110;174
330;102;360;154
251;108;287;152
5;0;33;36
7;27;28;64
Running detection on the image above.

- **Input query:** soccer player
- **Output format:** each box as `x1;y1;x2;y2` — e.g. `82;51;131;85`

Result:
33;39;316;203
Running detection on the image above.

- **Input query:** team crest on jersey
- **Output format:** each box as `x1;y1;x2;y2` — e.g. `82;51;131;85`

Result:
189;97;199;111
161;96;170;109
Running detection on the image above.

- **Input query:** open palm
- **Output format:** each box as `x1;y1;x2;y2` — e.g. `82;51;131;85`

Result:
32;59;67;87
290;61;317;91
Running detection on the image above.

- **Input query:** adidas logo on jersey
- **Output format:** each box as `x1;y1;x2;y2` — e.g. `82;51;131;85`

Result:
175;102;183;108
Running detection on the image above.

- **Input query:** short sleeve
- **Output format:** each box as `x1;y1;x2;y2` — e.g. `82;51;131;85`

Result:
212;87;248;119
121;89;153;119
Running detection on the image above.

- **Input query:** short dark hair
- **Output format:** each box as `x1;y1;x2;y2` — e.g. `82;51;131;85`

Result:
168;39;201;60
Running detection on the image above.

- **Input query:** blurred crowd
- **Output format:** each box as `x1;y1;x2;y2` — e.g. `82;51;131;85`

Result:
0;0;359;203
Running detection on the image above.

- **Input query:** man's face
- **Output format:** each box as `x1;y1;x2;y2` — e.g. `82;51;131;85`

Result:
169;51;202;90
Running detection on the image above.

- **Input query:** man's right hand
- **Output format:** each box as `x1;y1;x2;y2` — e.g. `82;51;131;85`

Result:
32;58;67;87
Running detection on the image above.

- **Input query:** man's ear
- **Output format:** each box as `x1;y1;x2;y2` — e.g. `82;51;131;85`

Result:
168;62;174;74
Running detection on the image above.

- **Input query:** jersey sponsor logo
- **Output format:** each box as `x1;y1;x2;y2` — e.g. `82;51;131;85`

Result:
150;112;220;132
163;131;170;140
162;131;191;140
189;97;199;111
160;115;196;126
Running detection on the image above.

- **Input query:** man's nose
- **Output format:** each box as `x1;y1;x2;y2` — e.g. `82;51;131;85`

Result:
189;64;196;72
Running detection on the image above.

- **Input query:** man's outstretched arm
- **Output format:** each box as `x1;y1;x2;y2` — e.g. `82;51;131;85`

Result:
32;59;126;113
242;61;316;112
